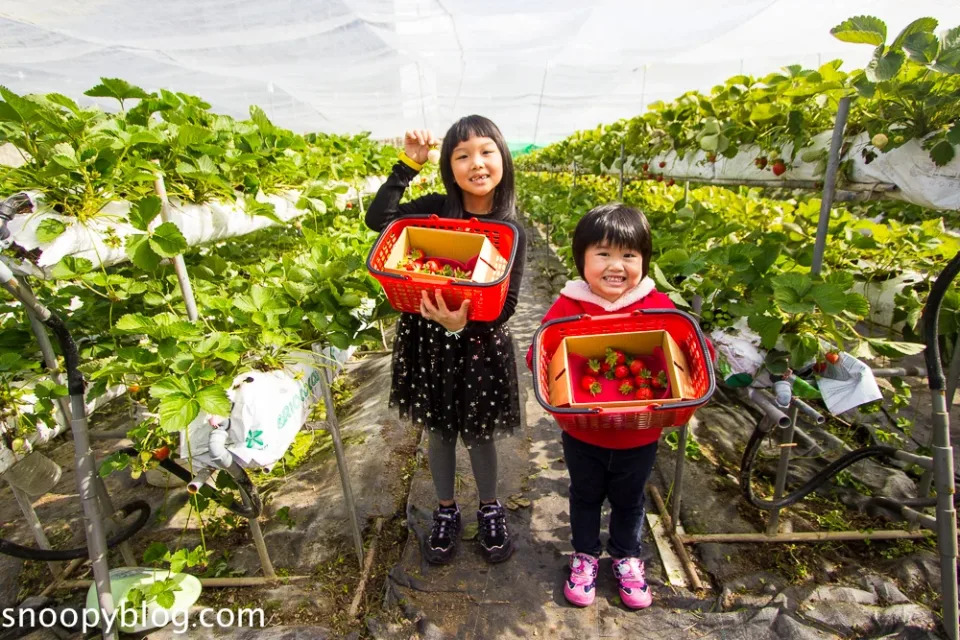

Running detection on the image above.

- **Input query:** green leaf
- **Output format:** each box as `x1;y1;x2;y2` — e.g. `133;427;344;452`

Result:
159;394;200;431
830;16;887;46
35;218;66;243
784;333;819;368
196;385;232;416
125;233;161;271
114;312;154;334
748;314;784;350
902;32;940;64
51;142;79;169
148;222;187;257
155;591;175;610
650;263;677;292
142;542;169;565
825;271;854;289
49;256;93;279
84;78;150;104
177;124;213;147
948;121;960;146
129;196;162;231
866;46;904;82
845;293;870;317
98;452;130;477
866;338;926;357
891;17;938;50
929;140;956;167
932;26;960;73
810;283;847;314
851;73;876;98
250;105;275;135
150;376;192;398
772;272;815;314
0;86;39;123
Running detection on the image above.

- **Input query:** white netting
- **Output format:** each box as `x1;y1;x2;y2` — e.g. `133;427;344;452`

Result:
2;1;959;144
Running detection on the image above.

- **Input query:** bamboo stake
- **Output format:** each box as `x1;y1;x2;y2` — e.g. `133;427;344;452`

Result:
348;517;385;619
648;485;703;590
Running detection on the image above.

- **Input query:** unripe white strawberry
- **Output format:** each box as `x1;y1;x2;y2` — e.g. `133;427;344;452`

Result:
427;148;441;164
871;133;888;149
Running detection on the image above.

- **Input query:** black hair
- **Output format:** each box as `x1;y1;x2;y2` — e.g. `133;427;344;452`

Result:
572;203;653;279
439;115;516;220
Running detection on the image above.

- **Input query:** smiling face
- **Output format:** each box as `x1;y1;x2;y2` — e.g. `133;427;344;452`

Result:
449;135;503;213
582;242;645;303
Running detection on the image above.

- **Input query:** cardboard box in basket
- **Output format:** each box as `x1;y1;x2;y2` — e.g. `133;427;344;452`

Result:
383;227;507;283
548;330;696;409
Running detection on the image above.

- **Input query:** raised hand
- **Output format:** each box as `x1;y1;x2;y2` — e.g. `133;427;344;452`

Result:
404;129;439;165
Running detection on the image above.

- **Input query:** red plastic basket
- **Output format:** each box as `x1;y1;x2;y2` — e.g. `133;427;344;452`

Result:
532;309;716;429
366;215;519;322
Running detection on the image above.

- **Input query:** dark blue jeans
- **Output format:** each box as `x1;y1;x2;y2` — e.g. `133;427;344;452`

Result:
561;430;659;558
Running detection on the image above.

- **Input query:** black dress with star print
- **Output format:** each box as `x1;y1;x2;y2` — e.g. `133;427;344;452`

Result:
365;161;526;447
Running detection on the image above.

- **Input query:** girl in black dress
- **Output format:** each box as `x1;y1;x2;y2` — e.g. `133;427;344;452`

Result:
365;115;526;564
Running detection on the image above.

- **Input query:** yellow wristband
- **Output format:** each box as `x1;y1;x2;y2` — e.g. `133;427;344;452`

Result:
398;151;423;172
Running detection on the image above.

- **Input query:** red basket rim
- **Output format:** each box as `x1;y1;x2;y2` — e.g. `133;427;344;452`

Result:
366;214;519;289
531;308;716;417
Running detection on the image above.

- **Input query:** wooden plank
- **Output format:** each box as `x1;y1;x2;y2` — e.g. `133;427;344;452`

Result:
645;512;687;588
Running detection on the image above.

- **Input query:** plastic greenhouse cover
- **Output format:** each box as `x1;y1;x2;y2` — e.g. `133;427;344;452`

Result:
3;1;960;145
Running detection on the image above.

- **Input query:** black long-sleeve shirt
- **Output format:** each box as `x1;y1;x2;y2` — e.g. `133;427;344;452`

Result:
365;161;527;336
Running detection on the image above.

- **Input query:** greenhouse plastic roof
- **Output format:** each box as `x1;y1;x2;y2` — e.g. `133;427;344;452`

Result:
2;1;960;143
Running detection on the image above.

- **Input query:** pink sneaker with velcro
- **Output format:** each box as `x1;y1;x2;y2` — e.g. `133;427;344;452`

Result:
563;552;598;607
612;556;652;609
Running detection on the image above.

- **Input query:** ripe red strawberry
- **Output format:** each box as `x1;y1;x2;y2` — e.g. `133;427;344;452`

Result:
424;260;440;273
656;174;664;182
605;348;625;367
667;178;675;186
658;161;666;168
153;445;171;461
825;351;840;364
346;201;353;210
580;375;602;396
629;359;644;375
619;380;635;396
634;375;647;387
614;365;630;379
635;386;654;400
652;370;668;390
409;249;425;260
813;361;826;374
586;358;602;374
599;362;612;374
641;162;649;171
772;160;787;176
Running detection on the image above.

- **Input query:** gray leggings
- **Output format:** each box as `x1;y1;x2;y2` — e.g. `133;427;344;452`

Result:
427;431;498;503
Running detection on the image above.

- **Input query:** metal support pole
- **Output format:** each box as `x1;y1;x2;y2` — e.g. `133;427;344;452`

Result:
25;307;72;434
70;392;118;640
153;170;198;322
318;370;365;567
0;273;117;640
94;477;136;567
9;483;63;578
811;96;851;277
767;405;799;534
618;141;625;200
930;390;959;640
669;423;688;532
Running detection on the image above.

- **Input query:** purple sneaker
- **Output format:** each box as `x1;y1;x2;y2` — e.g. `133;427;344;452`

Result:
612;557;652;609
563;553;598;607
